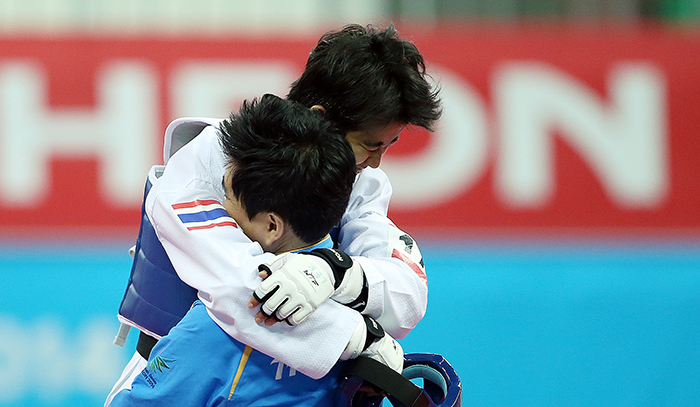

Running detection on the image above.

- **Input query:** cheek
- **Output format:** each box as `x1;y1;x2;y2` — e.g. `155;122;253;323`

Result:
222;199;239;220
222;200;232;215
351;145;368;163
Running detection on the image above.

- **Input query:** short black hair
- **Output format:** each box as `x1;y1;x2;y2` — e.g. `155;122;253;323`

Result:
219;94;356;244
288;23;442;133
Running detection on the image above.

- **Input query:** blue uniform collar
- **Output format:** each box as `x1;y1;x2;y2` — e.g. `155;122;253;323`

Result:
291;234;333;254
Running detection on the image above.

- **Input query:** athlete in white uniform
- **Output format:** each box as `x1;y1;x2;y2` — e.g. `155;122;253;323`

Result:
107;23;441;405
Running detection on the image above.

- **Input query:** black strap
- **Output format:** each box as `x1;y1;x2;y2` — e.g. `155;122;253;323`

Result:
345;273;369;312
344;357;433;407
362;316;384;350
137;331;158;360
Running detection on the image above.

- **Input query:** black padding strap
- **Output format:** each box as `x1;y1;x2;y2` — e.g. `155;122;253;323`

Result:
137;331;158;360
362;316;385;350
344;357;433;407
345;272;369;311
308;248;352;289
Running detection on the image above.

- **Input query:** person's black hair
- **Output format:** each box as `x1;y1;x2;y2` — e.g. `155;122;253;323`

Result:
219;94;356;244
288;23;442;133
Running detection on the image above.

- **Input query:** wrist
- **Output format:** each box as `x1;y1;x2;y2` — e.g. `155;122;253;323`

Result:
307;248;352;289
340;316;369;360
331;261;367;309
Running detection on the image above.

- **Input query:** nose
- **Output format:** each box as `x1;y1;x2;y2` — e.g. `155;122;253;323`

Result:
365;148;385;168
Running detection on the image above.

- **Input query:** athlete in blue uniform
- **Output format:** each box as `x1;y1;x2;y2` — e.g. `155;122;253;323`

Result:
110;95;402;406
112;243;351;407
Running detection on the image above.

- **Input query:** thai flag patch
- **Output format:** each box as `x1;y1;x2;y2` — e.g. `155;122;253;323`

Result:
171;200;238;231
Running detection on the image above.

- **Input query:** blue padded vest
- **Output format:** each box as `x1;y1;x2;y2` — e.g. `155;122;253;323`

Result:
117;177;199;338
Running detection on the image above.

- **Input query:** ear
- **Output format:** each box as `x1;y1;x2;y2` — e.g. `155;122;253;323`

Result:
259;212;286;249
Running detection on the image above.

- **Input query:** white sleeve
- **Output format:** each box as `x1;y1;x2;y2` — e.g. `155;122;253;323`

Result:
336;168;429;339
146;127;361;379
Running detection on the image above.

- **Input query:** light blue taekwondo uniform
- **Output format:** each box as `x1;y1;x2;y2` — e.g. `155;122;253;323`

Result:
110;236;349;407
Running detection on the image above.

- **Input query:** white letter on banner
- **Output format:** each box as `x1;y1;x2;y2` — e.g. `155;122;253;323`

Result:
494;62;668;208
381;67;489;208
171;62;297;119
0;61;158;207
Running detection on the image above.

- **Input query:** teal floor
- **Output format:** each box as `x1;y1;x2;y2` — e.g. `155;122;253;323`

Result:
1;239;699;407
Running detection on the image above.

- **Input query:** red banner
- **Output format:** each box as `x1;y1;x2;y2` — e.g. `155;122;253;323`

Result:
0;24;699;238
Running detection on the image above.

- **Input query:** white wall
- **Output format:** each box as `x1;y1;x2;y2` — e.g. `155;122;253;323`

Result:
0;0;391;35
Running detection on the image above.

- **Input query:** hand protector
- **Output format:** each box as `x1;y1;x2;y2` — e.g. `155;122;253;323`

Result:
307;248;367;311
361;317;404;374
254;252;336;325
341;316;404;374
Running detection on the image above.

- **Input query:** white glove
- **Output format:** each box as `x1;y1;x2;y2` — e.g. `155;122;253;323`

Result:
254;252;336;325
305;248;367;310
361;324;403;374
254;248;367;325
341;316;404;374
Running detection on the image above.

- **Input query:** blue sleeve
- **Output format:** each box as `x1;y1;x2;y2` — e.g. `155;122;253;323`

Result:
110;302;236;407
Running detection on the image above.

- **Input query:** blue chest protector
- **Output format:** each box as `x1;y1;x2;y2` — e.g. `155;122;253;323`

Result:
116;175;199;340
115;119;216;344
114;168;338;348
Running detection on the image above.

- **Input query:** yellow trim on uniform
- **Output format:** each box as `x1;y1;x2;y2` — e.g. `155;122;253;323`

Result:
276;234;331;255
228;345;253;400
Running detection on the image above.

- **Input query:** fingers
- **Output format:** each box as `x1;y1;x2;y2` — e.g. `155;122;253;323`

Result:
276;301;301;322
254;310;278;326
251;266;281;326
260;287;287;317
253;279;280;314
249;273;278;324
251;252;335;327
287;307;310;325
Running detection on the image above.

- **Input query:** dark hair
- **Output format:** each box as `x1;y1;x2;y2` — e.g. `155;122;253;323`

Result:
288;23;442;133
219;94;356;244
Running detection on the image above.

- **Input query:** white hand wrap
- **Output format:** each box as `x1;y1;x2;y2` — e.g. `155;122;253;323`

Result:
361;319;404;374
341;316;404;374
341;317;369;361
254;252;335;325
306;248;367;310
330;261;365;305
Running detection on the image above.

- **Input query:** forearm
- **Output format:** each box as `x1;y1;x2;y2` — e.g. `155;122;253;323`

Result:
205;296;361;379
355;256;428;339
336;215;428;338
151;197;361;378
